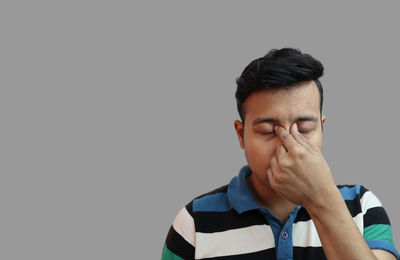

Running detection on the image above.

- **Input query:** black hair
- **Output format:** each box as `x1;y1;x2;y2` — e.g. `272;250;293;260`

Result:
235;48;324;123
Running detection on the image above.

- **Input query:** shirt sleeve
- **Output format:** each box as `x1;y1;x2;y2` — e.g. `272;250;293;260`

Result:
360;185;400;259
161;203;195;260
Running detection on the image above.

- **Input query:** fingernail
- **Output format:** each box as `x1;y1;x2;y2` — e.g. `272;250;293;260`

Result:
274;125;278;132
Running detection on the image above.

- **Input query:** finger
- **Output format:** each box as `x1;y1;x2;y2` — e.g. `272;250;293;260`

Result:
270;155;279;173
266;167;274;179
266;168;276;190
274;125;299;152
275;144;287;160
290;123;314;152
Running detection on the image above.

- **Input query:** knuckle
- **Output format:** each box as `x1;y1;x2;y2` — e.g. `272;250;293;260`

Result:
292;146;303;156
270;180;278;190
285;159;295;169
275;173;284;183
298;148;306;158
271;156;277;165
277;162;284;171
279;158;290;168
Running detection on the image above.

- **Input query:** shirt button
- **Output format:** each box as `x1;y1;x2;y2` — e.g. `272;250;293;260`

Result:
281;231;289;239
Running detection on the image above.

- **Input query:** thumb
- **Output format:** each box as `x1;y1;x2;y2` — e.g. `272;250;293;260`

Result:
266;168;276;191
290;122;301;137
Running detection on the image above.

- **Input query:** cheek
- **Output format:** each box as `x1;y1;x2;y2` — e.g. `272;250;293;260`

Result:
244;135;275;168
306;133;322;149
244;142;275;187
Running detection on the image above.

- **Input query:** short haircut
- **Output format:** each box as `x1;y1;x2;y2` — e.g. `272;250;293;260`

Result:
235;48;324;123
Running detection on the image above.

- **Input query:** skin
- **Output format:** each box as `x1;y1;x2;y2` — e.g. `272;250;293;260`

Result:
234;81;395;260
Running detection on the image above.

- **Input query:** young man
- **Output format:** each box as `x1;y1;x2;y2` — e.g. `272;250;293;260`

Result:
161;48;400;260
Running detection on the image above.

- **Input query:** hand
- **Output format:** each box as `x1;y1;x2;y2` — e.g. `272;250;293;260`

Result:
267;123;337;209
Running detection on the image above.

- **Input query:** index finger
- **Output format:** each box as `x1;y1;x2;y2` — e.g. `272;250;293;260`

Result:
274;125;299;152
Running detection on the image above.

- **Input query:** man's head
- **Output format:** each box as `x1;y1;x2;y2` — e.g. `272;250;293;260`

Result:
234;48;326;189
235;48;324;123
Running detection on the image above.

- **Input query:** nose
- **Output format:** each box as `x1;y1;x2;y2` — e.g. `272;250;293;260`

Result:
275;123;292;133
274;123;293;148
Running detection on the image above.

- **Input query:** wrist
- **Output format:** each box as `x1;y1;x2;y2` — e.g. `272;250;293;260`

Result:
304;186;345;220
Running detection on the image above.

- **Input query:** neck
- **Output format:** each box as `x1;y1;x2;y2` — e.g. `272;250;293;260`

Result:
246;173;297;223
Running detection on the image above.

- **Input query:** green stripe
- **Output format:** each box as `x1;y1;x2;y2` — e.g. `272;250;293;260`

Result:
364;224;393;245
161;244;185;260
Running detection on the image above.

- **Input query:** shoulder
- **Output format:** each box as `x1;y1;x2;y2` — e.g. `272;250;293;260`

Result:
336;184;384;216
336;184;379;203
171;184;230;220
173;183;231;229
190;184;230;213
163;184;230;254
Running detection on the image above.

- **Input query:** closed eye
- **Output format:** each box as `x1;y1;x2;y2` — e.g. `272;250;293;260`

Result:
261;130;311;135
261;132;275;135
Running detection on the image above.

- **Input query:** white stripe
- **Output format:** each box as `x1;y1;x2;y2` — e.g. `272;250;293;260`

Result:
360;191;382;213
354;212;364;234
195;225;274;259
293;213;365;247
172;207;195;246
292;219;322;247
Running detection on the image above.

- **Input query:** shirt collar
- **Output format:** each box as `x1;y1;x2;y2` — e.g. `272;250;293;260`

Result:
227;165;261;214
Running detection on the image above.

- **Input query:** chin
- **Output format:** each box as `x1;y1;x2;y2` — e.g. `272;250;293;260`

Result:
253;172;269;186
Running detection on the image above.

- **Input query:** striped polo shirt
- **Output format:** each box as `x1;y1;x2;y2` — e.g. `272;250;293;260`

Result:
161;165;400;260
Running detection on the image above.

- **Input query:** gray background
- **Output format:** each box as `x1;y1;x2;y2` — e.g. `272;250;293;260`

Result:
1;1;399;259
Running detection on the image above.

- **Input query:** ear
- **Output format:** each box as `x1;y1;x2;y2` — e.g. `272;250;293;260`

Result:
234;120;245;149
321;115;326;132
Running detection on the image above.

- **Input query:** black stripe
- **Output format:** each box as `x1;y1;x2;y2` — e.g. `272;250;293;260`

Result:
293;246;327;260
195;209;269;233
294;207;312;222
359;185;368;198
165;225;195;259
294;198;362;223
364;207;391;228
200;248;275;260
344;198;362;217
185;201;194;218
336;184;357;189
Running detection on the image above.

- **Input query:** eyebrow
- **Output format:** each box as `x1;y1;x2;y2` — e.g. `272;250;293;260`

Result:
252;116;319;126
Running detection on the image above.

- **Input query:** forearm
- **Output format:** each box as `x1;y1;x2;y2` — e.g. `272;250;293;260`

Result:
306;188;377;260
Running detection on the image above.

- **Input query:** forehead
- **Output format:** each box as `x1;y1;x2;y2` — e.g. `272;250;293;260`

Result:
243;81;320;123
